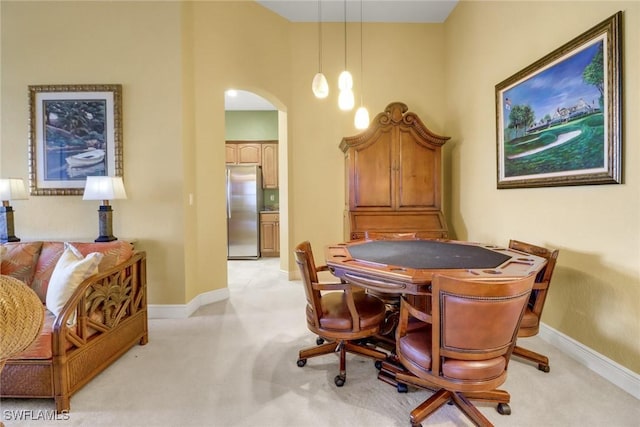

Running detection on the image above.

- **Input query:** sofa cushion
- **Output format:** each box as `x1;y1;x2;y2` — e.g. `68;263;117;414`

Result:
46;243;103;319
12;309;56;360
0;242;43;287
31;241;133;303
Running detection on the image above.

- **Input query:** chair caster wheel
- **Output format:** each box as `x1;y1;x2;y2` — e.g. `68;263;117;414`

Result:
497;403;511;415
297;359;307;367
538;364;550;373
397;383;408;393
316;337;325;345
374;360;383;370
334;375;345;387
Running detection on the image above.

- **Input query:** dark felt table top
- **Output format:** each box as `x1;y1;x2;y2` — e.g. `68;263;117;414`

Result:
346;240;511;270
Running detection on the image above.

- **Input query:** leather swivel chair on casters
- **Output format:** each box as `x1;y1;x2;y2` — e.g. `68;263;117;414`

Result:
394;273;536;427
294;241;388;387
509;239;559;372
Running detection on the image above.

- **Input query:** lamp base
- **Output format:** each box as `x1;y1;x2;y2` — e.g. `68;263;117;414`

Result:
95;235;118;243
95;205;118;243
0;206;20;243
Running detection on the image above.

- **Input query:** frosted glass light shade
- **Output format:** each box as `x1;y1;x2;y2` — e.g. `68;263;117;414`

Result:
354;106;370;129
312;73;329;98
0;179;28;201
338;70;353;90
83;176;127;201
338;89;355;111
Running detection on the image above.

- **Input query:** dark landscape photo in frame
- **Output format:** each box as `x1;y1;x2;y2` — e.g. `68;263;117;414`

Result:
29;84;123;195
496;12;621;188
44;98;108;180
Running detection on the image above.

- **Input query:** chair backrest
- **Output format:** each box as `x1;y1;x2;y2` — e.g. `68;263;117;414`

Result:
508;240;559;322
294;241;323;327
430;274;536;378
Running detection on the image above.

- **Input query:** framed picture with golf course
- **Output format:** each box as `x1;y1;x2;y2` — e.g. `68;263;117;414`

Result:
28;84;123;195
495;12;622;189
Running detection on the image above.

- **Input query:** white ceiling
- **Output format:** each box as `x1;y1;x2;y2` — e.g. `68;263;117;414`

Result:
257;0;458;23
226;1;459;111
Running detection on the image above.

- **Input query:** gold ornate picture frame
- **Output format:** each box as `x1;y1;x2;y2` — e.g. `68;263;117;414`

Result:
495;12;622;189
28;84;123;195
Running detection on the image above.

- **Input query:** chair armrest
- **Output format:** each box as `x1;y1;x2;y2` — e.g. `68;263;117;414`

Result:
401;296;432;324
51;251;147;355
313;280;364;332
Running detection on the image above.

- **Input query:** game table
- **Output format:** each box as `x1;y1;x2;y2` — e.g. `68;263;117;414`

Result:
325;237;548;389
325;238;547;296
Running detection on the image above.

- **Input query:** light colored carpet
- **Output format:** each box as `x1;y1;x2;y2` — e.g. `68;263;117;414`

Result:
1;258;638;426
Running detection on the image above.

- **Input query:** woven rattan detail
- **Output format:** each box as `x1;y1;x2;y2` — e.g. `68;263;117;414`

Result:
0;275;45;361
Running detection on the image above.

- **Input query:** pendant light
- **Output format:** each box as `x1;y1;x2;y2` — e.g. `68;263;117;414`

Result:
338;0;354;111
311;0;329;98
354;0;370;129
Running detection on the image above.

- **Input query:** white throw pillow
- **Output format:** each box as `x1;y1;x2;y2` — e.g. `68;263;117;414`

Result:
46;242;104;319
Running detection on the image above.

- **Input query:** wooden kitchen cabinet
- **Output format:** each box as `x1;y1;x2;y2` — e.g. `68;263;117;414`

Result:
226;141;278;189
237;144;261;164
260;212;279;257
225;143;261;164
261;143;278;189
225;144;237;164
340;102;450;240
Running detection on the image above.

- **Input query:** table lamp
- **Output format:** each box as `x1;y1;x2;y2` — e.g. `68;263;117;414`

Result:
82;176;127;242
0;178;28;243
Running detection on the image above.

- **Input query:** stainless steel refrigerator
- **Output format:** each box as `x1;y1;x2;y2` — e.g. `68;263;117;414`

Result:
226;165;263;259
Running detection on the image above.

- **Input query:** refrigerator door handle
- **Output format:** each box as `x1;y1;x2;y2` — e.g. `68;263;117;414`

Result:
226;168;231;219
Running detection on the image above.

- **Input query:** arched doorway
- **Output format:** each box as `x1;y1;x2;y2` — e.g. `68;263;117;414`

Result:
224;89;288;281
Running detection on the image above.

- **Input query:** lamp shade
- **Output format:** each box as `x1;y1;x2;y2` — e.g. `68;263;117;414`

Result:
0;178;28;201
354;106;370;129
83;176;127;201
338;70;353;91
312;72;329;98
338;88;355;111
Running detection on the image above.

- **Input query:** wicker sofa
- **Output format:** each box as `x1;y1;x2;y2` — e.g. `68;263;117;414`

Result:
0;240;147;412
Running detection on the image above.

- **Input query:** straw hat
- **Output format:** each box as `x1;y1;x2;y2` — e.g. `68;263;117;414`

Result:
0;275;44;366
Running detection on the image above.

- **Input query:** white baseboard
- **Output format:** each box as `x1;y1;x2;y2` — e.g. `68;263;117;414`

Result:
147;287;230;319
539;322;640;400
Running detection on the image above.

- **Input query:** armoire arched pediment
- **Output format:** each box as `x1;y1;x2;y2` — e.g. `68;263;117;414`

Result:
340;102;450;240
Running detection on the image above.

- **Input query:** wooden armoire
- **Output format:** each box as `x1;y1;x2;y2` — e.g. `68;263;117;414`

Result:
340;102;450;240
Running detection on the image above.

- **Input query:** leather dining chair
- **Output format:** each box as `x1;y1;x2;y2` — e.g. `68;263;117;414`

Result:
394;273;535;427
295;241;388;387
508;239;559;372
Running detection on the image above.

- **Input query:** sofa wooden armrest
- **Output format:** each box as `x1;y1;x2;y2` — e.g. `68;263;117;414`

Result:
1;250;148;413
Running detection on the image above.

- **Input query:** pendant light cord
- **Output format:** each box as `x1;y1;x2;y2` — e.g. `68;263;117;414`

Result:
344;0;347;70
359;0;364;105
318;0;323;73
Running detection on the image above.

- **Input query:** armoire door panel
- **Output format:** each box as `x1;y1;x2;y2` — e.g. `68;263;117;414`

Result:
398;131;438;208
353;132;393;208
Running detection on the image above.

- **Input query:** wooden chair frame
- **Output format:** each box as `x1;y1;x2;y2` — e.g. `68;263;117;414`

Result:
295;241;388;387
508;239;559;372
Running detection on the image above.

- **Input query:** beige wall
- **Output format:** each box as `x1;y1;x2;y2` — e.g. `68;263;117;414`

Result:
1;1;638;374
288;21;447;261
0;1;186;304
445;1;639;373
